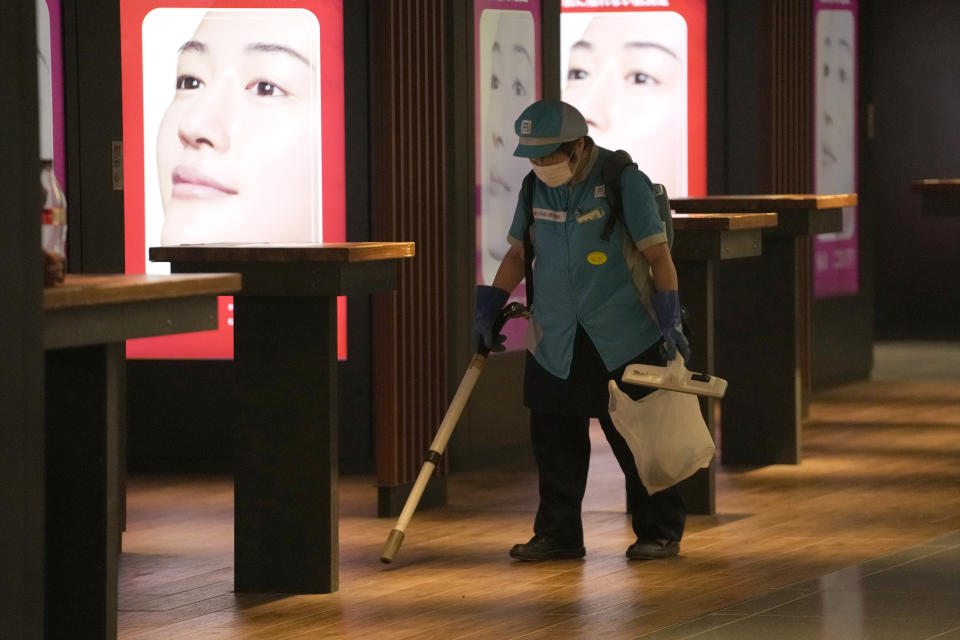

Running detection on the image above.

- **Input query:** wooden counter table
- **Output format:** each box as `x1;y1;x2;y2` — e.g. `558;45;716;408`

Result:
149;242;415;595
670;195;855;467
910;179;960;216
43;273;242;640
671;194;852;234
668;212;777;514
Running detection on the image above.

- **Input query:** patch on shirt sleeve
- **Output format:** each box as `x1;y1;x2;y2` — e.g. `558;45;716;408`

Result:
533;208;566;223
594;185;606;198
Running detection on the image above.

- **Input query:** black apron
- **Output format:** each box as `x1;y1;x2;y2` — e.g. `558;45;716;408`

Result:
524;324;664;417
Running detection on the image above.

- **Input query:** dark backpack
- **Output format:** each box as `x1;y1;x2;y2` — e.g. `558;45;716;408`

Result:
520;150;673;307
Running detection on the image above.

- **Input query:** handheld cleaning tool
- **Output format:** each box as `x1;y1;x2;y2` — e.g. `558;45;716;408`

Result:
621;355;727;398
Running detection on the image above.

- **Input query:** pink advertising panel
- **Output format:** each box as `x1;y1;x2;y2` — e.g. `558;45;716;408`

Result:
474;0;542;350
119;0;346;359
37;0;66;186
813;0;859;298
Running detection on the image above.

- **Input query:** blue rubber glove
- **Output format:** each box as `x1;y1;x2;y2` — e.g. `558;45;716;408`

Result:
475;285;510;352
652;290;691;363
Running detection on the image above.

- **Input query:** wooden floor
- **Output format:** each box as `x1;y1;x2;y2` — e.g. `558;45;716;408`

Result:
118;348;960;639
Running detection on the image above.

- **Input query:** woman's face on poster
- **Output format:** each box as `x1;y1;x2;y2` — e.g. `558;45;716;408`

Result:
157;10;320;245
562;13;687;193
482;13;535;220
816;10;855;193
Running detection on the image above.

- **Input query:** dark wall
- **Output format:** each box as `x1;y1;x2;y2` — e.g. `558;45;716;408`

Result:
866;1;960;338
339;1;374;470
62;0;124;273
810;248;875;388
0;3;44;638
708;0;773;195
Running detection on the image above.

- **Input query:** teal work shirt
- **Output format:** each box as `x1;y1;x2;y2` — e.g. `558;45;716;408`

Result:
507;145;667;379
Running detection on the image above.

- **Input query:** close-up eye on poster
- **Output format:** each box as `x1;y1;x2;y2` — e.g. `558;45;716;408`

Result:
475;0;542;350
560;0;706;201
813;0;859;298
119;0;345;359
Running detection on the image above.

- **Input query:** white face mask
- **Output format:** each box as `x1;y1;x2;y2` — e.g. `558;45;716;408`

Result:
532;152;577;187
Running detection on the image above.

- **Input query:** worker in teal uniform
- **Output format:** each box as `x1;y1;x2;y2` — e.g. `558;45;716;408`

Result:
475;100;691;561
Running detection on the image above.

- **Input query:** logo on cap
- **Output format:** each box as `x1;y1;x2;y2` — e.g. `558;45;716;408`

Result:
520;119;532;135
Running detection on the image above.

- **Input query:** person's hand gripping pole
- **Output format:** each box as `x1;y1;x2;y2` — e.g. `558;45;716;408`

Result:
474;285;511;353
380;296;528;563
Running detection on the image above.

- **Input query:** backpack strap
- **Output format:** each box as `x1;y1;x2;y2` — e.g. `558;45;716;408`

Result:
520;157;674;308
653;182;675;249
600;150;635;241
520;169;537;308
599;149;674;249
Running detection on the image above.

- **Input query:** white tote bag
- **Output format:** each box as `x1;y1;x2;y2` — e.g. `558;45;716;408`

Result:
607;381;715;495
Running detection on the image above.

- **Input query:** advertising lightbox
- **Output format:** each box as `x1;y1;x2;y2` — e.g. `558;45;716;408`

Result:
474;0;542;350
560;0;707;201
813;0;859;298
37;0;65;185
119;0;345;359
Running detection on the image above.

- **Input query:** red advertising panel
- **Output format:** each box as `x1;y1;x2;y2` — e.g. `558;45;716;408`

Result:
813;0;859;298
474;0;542;350
119;1;345;359
560;0;707;201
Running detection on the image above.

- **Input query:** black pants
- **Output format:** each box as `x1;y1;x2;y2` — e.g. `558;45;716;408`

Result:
525;326;686;547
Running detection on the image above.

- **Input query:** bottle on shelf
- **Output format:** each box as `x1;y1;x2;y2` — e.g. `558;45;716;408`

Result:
41;159;67;285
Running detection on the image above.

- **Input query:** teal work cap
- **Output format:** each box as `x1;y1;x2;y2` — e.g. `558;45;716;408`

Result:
513;100;588;159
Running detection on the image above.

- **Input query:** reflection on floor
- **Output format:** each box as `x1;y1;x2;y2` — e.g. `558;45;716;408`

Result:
117;341;960;639
640;531;960;640
873;340;960;381
642;341;960;640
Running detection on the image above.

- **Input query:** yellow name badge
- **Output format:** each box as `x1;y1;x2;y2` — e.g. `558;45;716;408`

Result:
586;251;607;265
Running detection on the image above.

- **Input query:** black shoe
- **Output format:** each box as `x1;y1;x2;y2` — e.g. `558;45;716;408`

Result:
509;535;585;561
626;538;679;560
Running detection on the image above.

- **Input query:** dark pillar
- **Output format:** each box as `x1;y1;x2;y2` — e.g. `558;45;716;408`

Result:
675;260;716;515
233;295;339;593
0;3;44;638
45;344;122;639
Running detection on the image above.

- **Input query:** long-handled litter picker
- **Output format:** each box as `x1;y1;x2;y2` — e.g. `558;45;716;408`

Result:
380;302;529;564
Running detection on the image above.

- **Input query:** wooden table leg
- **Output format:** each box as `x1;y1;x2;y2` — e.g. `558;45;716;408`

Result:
675;260;716;516
716;236;803;465
45;342;122;640
233;295;339;593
